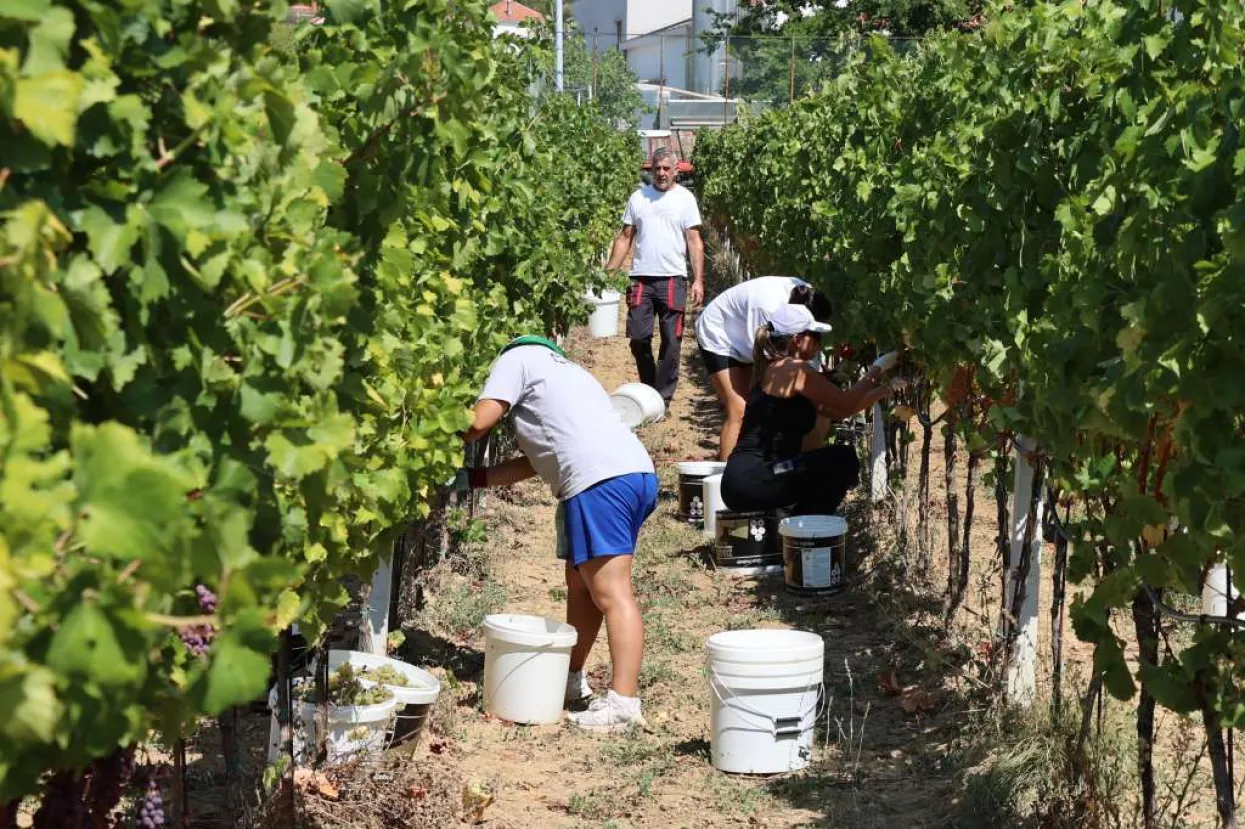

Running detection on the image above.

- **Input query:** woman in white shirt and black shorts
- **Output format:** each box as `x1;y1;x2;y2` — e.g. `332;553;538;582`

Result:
695;276;832;460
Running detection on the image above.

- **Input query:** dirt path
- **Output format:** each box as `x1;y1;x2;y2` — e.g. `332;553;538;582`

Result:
414;310;975;829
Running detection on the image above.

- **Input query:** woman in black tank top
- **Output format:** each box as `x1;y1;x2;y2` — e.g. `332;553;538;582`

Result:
721;305;898;517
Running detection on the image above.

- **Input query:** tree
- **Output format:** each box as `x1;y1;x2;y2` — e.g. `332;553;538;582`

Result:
518;20;645;128
704;0;983;102
563;27;645;128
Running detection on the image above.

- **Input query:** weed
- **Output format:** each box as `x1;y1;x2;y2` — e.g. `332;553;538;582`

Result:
549;586;568;603
428;676;462;740
599;731;669;767
707;773;769;816
444;509;491;579
635;765;659;799
500;724;533;743
644;612;692;654
950;694;1136;829
726;604;782;630
417;579;506;639
567;789;620;820
633;563;694;604
638;658;677;692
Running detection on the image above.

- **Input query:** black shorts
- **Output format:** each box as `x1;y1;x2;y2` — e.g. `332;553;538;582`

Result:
699;346;747;375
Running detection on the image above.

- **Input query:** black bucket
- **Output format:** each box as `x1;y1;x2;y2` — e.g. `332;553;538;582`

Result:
779;515;848;596
391;701;434;746
677;461;726;524
713;509;786;570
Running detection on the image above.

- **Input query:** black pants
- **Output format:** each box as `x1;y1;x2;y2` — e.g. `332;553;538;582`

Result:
721;445;861;516
626;276;686;403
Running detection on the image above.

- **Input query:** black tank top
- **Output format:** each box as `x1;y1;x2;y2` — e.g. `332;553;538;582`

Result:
731;388;817;463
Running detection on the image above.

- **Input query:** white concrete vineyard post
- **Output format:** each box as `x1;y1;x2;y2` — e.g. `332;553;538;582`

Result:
1005;435;1043;707
360;558;393;656
870;403;887;503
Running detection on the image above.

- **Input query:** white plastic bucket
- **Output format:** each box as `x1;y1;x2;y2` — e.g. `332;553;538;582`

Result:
483;614;578;725
779;515;848;596
585;289;621;338
609;382;665;429
266;683;398;765
701;473;726;539
325;650;441;744
677;461;726;523
707;629;824;774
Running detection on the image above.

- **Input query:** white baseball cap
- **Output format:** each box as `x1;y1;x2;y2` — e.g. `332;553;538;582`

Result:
767;304;833;336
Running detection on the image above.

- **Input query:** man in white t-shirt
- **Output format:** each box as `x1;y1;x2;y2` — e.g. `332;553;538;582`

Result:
604;148;704;405
455;336;657;733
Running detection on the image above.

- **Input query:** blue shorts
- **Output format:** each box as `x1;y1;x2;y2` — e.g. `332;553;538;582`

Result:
555;473;659;567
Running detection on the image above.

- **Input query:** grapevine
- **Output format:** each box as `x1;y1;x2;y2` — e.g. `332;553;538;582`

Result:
695;0;1245;820
0;0;637;808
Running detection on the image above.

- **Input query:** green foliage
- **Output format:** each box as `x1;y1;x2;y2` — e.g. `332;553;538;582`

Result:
560;28;646;129
0;0;636;802
702;0;976;101
695;0;1245;727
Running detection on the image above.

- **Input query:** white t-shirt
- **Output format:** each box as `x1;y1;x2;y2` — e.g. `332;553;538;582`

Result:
695;276;810;363
622;184;702;278
478;346;655;500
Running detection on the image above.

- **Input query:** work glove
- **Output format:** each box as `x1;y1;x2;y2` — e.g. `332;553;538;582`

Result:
870;351;900;373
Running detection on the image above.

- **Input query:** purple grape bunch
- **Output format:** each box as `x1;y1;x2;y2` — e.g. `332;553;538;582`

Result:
195;584;218;613
178;584;218;657
136;778;165;829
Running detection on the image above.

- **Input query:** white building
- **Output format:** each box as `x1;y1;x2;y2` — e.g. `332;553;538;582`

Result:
570;0;740;96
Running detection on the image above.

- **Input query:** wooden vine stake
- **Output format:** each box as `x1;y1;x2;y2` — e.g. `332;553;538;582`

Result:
943;419;960;604
172;738;188;829
276;629;295;828
1050;496;1070;718
917;403;934;574
994;436;1011;619
946;438;978;625
1003;436;1044;707
219;706;244;825
1132;581;1161;829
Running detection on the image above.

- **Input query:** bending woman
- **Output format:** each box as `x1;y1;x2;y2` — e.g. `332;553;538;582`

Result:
695;276;832;459
720;304;897;517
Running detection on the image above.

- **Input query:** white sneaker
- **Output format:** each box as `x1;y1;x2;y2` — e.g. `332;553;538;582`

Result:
567;690;646;733
565;670;593;703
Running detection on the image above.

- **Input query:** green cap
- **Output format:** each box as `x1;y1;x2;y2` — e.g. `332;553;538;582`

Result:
499;335;566;358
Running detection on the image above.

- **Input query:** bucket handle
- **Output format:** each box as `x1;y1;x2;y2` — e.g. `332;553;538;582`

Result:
708;667;825;737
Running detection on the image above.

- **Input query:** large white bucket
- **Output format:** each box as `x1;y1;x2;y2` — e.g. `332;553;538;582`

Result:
701;473;726;539
483;614;578;724
609;382;665;429
707;629;824;774
586;289;621;338
265;683;397;765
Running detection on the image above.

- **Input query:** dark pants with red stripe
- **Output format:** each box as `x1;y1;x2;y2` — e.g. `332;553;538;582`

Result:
626;276;686;403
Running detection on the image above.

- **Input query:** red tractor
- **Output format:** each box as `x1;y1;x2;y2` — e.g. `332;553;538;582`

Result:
638;129;695;185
